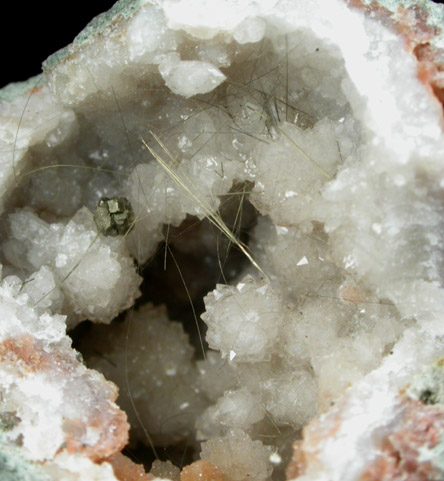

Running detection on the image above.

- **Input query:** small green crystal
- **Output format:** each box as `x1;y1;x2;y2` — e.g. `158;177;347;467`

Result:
93;197;135;237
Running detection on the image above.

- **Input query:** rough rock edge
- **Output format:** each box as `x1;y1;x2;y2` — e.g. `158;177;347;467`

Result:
43;0;146;72
287;370;444;481
283;2;444;480
348;0;444;109
1;1;444;480
0;332;129;459
0;74;44;103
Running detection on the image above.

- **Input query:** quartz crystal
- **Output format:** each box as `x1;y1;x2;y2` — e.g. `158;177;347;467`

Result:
1;1;444;480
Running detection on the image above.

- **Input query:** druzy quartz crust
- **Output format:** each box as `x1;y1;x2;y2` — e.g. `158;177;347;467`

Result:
1;1;444;480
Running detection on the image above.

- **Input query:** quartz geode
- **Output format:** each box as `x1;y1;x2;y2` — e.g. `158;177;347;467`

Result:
1;1;444;480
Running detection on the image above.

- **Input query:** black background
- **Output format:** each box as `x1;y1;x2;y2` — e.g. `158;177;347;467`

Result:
1;1;116;88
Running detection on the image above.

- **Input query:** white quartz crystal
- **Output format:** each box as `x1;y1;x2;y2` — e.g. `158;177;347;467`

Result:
196;351;237;402
158;57;226;98
200;429;272;481
0;83;76;215
3;207;141;326
202;276;285;363
84;303;208;447
1;0;444;479
0;272;127;467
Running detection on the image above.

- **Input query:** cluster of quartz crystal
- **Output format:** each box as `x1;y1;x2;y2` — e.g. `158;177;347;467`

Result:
0;268;129;470
83;304;208;447
3;207;141;327
1;0;444;480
